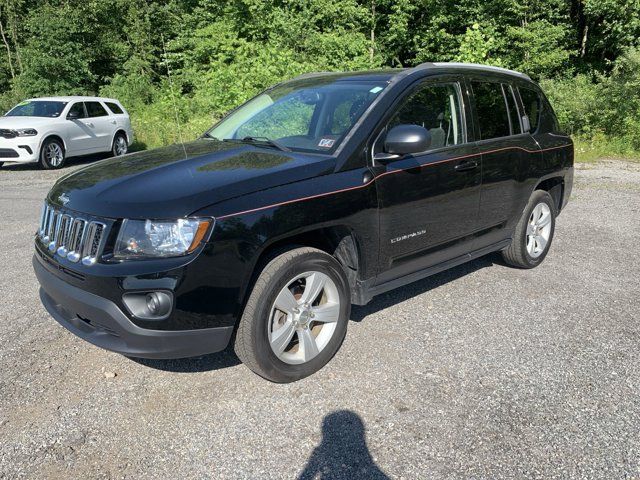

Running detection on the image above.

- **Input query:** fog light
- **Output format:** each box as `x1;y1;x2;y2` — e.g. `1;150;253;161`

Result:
146;292;171;317
122;291;173;320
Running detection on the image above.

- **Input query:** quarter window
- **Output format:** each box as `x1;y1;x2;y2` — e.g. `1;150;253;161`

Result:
388;82;464;149
519;87;541;132
472;81;512;140
85;101;108;118
105;102;124;114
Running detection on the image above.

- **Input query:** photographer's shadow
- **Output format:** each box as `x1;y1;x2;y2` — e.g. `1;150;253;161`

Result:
298;410;389;480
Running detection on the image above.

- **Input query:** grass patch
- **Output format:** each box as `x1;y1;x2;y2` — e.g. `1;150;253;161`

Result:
573;135;640;163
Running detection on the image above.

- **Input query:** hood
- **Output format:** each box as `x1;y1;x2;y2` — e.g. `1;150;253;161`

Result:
48;139;336;219
0;116;59;129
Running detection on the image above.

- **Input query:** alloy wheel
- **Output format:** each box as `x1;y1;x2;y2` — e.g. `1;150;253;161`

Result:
46;143;64;167
268;271;341;365
526;202;552;258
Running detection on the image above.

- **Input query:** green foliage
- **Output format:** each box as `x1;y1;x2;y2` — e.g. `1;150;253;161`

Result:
0;0;638;158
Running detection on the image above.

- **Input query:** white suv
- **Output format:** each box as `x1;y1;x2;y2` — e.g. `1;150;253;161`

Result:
0;96;134;169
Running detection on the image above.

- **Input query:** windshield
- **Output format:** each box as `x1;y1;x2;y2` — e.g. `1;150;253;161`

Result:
207;79;387;153
6;100;67;118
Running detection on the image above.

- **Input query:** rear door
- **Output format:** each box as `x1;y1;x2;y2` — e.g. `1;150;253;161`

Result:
84;101;114;151
373;76;482;285
469;78;541;249
63;102;94;154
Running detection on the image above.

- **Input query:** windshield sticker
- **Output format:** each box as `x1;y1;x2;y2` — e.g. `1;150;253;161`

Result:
318;138;335;148
369;86;383;94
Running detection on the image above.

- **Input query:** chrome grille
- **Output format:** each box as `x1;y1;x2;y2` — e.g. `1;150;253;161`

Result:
38;202;107;266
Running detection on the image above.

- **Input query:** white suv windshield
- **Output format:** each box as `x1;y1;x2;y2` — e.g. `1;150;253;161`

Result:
7;100;67;118
206;80;387;153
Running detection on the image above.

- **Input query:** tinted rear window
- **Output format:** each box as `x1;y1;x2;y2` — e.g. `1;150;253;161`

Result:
86;101;108;117
105;102;124;114
472;81;511;140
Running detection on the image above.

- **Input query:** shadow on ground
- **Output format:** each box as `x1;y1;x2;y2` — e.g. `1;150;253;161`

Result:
298;410;390;480
351;253;501;322
127;345;241;373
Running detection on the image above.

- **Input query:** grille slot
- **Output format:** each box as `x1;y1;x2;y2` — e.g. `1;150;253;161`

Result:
38;203;107;266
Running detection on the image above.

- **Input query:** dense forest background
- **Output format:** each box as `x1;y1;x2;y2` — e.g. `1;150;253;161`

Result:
1;0;639;159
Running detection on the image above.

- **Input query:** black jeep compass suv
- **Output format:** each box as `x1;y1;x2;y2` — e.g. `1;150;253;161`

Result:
34;62;573;382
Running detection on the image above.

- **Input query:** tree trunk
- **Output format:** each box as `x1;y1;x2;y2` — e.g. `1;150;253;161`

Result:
0;13;15;80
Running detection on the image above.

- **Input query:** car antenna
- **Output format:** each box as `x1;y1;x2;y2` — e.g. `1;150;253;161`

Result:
161;34;188;160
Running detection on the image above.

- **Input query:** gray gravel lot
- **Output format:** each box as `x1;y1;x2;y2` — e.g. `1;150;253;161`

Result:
0;158;639;479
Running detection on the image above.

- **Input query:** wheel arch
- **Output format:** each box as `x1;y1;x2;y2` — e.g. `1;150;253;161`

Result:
40;134;67;154
114;129;128;144
246;225;363;306
534;176;564;213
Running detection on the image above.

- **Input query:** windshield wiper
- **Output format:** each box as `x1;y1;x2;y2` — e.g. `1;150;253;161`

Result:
224;136;291;152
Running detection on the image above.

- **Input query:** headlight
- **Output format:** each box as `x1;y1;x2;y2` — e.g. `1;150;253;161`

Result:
15;128;38;136
114;218;213;259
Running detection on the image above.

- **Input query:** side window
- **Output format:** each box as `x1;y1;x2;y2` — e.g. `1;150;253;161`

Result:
472;81;512;140
105;102;124;114
68;102;86;119
85;101;108;118
387;82;465;149
504;85;521;135
519;87;541;133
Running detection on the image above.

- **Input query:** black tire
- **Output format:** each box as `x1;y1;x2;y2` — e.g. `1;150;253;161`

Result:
112;132;128;157
234;247;351;383
40;138;66;169
0;162;4;169
502;190;556;268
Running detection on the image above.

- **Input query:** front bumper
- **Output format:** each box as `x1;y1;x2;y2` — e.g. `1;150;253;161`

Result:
34;255;234;359
0;136;39;163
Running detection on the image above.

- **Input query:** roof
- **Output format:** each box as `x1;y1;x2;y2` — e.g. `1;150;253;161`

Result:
291;62;531;84
25;96;121;103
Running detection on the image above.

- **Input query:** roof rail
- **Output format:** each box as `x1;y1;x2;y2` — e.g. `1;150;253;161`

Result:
414;62;531;80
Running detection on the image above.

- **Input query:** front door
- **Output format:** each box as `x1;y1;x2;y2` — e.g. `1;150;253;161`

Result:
373;78;482;285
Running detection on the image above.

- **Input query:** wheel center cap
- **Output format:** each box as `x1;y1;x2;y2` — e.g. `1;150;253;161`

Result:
298;309;311;326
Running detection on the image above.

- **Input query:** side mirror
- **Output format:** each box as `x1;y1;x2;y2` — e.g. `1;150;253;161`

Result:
67;110;80;120
375;125;431;163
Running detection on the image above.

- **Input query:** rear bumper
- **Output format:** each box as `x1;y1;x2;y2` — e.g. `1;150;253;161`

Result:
34;255;234;359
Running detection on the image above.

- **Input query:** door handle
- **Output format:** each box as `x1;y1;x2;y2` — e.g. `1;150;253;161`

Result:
454;160;478;172
86;122;94;127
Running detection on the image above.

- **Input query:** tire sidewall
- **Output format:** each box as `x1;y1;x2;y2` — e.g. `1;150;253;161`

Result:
521;191;556;267
249;252;350;382
40;139;65;169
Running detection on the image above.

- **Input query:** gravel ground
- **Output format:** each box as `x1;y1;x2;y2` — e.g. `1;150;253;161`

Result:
0;158;639;479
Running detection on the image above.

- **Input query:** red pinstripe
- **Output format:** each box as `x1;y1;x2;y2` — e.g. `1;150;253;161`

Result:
216;143;572;220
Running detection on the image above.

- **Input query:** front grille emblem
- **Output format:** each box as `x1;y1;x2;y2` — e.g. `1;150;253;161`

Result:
58;193;70;205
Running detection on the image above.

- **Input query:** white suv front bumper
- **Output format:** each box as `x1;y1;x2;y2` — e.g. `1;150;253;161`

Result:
0;136;40;163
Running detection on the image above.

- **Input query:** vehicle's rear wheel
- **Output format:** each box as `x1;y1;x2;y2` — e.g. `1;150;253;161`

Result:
112;132;128;157
502;190;556;268
234;247;350;383
40;138;66;169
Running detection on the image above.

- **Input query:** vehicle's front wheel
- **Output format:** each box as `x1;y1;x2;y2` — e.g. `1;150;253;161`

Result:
502;189;556;268
40;138;66;169
112;132;128;157
235;247;351;383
